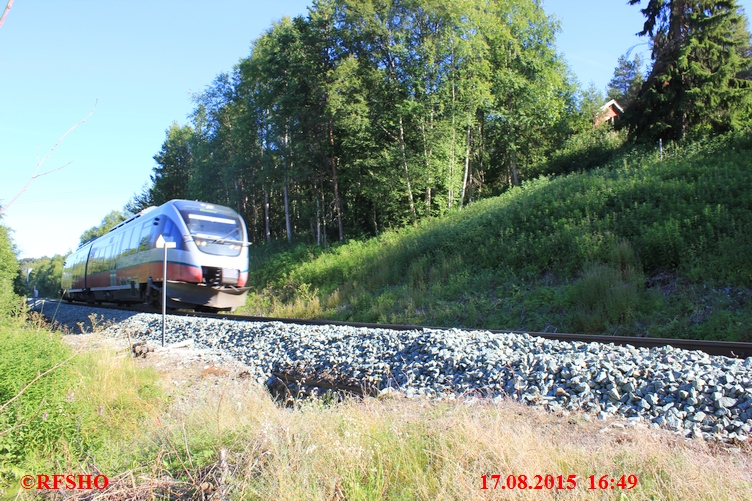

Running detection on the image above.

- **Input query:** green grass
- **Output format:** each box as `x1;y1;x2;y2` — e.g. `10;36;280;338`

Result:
0;316;161;496
241;130;752;340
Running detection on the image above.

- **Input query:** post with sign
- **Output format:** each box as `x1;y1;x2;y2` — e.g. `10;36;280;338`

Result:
155;235;177;347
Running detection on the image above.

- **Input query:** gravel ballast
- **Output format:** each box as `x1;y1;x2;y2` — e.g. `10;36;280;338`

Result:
39;301;752;441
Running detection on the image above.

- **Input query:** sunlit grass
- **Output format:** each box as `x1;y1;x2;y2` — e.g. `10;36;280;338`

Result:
240;130;752;340
106;372;752;501
0;319;161;493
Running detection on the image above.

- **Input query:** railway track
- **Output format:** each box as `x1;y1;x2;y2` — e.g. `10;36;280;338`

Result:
32;298;752;440
37;298;752;359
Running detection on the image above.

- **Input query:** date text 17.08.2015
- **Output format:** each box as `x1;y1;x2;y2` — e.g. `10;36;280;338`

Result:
481;474;638;491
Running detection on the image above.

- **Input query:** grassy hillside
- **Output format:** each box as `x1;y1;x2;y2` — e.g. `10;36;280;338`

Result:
240;131;752;342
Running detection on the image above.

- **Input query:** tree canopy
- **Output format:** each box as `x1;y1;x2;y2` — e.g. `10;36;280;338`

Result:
624;0;752;141
0;221;20;318
79;210;130;246
139;0;581;245
607;53;645;107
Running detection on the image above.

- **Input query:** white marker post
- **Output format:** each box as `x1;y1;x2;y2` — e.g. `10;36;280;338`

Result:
155;235;177;347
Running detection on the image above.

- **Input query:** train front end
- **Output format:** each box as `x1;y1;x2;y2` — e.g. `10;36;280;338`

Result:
165;200;251;311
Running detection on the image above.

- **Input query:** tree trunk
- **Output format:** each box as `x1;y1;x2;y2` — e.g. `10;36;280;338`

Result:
321;180;327;247
460;124;471;207
283;182;292;243
263;186;271;243
329;121;344;241
398;116;417;223
283;128;293;243
251;192;258;243
448;58;456;209
510;149;519;187
315;196;321;246
421;120;432;215
669;0;688;140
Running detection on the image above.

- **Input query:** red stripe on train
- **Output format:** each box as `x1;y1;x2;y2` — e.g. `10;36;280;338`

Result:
85;262;204;288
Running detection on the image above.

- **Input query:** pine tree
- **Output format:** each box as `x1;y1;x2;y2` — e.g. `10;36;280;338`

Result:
625;0;752;141
607;53;645;107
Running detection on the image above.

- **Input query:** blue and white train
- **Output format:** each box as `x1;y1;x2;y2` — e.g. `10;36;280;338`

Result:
62;200;250;311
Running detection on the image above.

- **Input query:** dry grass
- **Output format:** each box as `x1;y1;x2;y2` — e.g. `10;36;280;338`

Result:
13;334;752;501
135;374;752;501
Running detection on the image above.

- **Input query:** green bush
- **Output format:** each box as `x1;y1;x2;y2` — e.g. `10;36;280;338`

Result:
566;247;644;334
532;126;628;177
19;254;68;298
0;225;21;321
0;327;77;469
0;325;161;486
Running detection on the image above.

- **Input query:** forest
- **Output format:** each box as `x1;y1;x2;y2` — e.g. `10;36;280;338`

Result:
132;0;591;245
127;0;752;248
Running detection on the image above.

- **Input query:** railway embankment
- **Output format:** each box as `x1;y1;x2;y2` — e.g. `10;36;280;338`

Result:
42;302;752;443
0;302;747;500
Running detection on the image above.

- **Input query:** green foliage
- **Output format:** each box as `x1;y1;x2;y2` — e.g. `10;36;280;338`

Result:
607;53;645;107
18;254;67;298
566;241;645;333
79;210;130;246
625;0;752;142
150;122;195;205
535;127;628;177
142;0;578;245
0;224;20;320
0;328;76;468
242;131;752;340
0;325;161;487
125;182;154;214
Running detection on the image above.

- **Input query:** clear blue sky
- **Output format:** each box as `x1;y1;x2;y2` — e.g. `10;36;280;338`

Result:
1;0;750;259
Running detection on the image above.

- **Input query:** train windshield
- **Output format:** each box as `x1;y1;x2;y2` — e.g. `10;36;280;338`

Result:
178;210;244;256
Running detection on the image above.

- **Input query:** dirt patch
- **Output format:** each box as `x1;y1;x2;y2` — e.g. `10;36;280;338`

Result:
61;333;257;398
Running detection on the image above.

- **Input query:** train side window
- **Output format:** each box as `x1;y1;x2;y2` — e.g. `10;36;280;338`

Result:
110;234;123;265
89;246;102;273
138;221;152;251
122;228;133;255
130;224;142;252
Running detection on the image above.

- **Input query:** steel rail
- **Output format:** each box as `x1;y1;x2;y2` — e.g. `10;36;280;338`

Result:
38;299;752;359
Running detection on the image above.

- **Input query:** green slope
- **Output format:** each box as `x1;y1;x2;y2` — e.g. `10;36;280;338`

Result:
242;131;752;341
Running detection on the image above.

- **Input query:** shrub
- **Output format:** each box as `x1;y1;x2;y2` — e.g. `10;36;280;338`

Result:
0;326;161;485
533;127;628;177
566;240;645;333
0;328;77;469
0;225;21;321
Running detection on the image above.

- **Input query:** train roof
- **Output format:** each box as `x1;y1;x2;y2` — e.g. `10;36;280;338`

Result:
75;200;241;250
107;206;157;234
